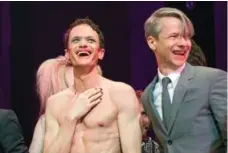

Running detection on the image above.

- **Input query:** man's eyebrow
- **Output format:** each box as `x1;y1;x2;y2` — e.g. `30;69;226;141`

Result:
168;32;179;36
71;36;96;39
71;36;81;40
86;36;96;39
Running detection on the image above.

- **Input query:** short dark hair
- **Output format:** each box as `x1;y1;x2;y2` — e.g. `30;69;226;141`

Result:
63;17;105;49
188;39;207;66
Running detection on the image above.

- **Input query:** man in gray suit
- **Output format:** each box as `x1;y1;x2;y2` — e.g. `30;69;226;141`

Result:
141;7;227;153
0;109;29;153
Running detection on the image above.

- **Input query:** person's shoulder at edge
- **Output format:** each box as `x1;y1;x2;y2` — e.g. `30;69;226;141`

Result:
188;63;227;79
0;109;16;123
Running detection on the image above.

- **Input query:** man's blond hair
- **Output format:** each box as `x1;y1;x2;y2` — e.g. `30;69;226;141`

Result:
144;7;195;39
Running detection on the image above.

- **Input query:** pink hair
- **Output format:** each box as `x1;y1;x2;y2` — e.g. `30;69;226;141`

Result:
36;56;69;116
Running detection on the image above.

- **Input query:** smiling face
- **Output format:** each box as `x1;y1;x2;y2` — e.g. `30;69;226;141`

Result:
65;24;104;68
147;17;192;70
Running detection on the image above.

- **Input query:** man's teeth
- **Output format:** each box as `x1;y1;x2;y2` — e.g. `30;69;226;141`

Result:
78;52;90;56
173;51;185;55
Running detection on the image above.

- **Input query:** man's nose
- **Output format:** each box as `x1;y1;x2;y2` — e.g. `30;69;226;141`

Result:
178;37;189;48
79;39;88;48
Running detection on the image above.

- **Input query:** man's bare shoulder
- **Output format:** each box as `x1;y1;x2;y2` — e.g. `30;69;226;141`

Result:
103;78;137;104
103;78;139;115
49;88;73;100
46;88;74;109
102;77;134;92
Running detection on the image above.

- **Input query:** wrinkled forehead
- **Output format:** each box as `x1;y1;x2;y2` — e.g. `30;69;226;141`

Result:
69;24;99;40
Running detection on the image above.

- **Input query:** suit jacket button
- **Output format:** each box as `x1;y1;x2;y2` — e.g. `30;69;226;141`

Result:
167;140;172;145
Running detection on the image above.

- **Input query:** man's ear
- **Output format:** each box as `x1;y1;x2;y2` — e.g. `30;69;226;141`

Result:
98;48;105;60
147;36;157;51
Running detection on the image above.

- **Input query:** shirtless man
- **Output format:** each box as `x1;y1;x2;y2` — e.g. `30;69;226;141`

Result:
43;18;142;153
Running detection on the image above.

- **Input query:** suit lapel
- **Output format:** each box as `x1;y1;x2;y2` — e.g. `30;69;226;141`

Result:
167;63;195;134
144;75;168;135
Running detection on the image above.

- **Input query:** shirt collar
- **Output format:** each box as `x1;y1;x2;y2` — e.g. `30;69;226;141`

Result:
157;63;186;88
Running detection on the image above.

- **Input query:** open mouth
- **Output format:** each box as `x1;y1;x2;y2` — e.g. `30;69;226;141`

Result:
172;50;186;56
76;50;91;57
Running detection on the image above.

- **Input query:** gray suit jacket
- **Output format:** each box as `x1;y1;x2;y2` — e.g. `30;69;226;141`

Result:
141;63;227;153
0;109;29;153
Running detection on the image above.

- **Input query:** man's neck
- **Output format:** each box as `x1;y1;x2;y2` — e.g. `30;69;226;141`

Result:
73;66;101;93
158;63;185;76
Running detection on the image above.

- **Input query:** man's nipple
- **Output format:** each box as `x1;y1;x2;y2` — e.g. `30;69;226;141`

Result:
97;121;104;127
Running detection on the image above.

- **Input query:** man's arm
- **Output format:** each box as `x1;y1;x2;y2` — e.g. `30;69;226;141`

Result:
209;70;227;145
29;115;45;153
43;97;78;153
0;109;29;153
114;83;142;153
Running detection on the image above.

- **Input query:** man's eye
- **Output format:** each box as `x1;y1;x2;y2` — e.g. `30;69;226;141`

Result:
170;35;178;38
72;39;80;42
88;39;95;42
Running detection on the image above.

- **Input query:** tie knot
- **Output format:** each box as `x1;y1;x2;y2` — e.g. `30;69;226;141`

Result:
162;77;171;88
